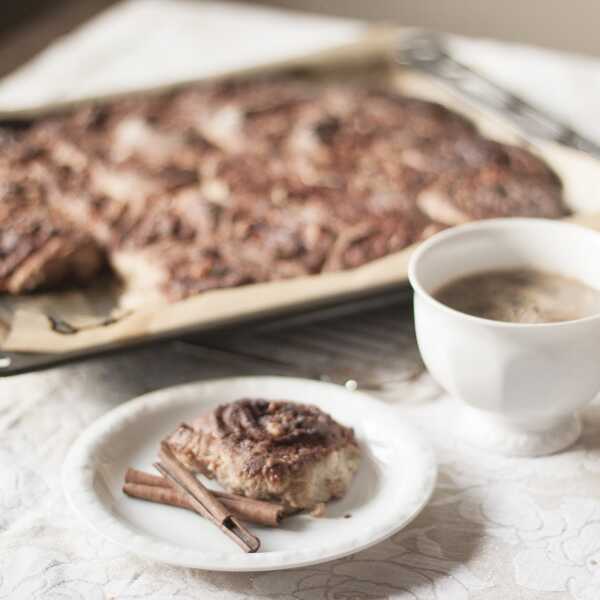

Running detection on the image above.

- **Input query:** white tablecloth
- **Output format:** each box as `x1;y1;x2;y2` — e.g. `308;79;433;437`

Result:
1;2;600;598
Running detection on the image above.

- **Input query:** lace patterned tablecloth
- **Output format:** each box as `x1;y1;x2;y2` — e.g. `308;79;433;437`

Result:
1;2;600;598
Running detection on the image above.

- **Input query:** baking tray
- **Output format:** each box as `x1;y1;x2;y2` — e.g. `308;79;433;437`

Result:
2;29;600;376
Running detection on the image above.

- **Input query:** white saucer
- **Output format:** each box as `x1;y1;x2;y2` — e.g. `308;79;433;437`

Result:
62;376;436;571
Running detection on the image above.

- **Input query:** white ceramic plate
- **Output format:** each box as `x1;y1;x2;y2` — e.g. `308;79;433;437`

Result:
62;376;436;571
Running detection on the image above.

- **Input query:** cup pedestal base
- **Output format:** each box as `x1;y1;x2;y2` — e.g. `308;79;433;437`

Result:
459;406;581;457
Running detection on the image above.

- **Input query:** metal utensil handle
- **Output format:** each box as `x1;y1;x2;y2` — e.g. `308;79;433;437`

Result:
396;32;600;158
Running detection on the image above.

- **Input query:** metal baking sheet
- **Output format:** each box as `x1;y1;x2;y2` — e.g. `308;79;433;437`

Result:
1;29;600;375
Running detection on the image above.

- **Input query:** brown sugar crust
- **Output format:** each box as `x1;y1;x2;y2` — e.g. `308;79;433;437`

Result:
209;399;357;475
0;170;104;293
0;77;568;297
417;165;566;226
165;399;361;509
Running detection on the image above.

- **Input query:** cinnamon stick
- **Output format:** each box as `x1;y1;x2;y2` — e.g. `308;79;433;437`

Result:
123;468;283;527
124;482;191;510
125;468;165;488
155;445;261;553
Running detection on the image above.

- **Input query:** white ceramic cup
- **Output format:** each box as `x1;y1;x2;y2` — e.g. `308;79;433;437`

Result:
408;218;600;456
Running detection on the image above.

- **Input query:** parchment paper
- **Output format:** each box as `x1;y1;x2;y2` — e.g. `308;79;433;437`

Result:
3;30;600;354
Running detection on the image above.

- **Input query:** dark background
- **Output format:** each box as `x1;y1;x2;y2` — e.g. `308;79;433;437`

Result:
0;0;118;77
2;0;599;79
